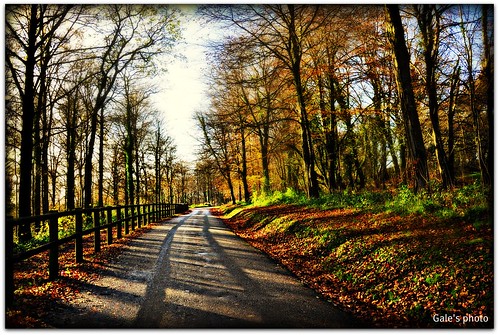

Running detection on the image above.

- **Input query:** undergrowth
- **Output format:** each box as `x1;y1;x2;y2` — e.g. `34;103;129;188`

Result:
246;182;490;222
218;181;492;328
13;215;96;254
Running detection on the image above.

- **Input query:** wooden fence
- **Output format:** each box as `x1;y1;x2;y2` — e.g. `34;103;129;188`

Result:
5;202;189;308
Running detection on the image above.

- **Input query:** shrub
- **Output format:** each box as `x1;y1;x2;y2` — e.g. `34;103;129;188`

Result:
251;188;305;207
384;182;489;218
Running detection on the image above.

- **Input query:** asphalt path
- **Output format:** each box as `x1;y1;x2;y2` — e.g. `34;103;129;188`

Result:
48;208;359;328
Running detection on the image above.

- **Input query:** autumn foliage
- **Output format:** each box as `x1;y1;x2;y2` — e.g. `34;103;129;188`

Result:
215;188;492;328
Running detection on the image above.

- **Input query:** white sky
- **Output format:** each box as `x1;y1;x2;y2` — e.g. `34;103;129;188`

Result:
152;5;221;164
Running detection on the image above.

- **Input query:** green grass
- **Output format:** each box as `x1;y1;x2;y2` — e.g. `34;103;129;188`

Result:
248;182;489;222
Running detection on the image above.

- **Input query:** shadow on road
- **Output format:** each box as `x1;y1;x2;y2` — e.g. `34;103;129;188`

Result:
134;209;358;328
47;209;360;328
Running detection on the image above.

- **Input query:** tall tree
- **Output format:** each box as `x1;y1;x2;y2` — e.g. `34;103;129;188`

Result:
59;66;84;210
457;5;490;187
481;4;493;187
445;61;461;182
110;75;155;206
6;4;73;239
385;5;429;192
414;4;454;188
208;4;326;197
150;121;175;203
197;112;237;204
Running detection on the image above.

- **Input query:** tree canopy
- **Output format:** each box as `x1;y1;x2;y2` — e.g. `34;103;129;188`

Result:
5;4;492;225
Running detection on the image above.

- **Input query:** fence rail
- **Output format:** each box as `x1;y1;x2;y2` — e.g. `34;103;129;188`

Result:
5;202;189;308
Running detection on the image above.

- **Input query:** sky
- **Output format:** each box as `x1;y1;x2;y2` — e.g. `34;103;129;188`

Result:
151;5;222;165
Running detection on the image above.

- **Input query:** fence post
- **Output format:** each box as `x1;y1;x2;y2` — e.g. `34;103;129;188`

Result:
147;204;151;225
116;207;122;239
48;211;59;280
6;216;14;308
75;209;83;263
147;204;151;224
137;204;141;229
94;208;101;253
125;206;129;235
106;206;113;245
132;205;137;231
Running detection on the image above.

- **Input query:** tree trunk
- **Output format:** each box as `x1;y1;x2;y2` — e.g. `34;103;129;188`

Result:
38;36;52;214
240;126;251;203
344;115;365;190
447;62;460;182
125;134;134;206
415;4;454;188
370;74;390;188
18;5;38;240
481;4;493;187
154;127;162;204
135;142;141;205
377;116;389;189
385;121;401;179
226;170;237;205
327;74;340;190
41;85;53;214
41;113;51;214
468;69;489;186
259;127;271;195
84;105;99;208
317;72;339;192
288;5;320;198
66;94;77;210
98;108;104;207
34;104;42;216
41;130;50;214
297;92;320;197
386;5;429;192
50;167;57;209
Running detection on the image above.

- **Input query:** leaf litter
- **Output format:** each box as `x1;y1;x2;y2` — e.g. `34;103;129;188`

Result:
216;205;493;328
6;225;155;328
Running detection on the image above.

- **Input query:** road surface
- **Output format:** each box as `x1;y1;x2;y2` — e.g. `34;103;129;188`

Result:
48;208;359;328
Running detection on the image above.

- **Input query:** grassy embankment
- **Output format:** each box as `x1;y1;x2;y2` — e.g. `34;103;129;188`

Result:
215;184;493;328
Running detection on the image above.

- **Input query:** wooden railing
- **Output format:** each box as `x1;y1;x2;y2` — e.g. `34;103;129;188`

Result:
5;202;189;308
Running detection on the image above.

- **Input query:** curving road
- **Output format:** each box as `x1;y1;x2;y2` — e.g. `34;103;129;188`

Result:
49;208;359;328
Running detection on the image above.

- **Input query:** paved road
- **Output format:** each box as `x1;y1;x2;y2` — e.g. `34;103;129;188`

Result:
49;208;359;328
